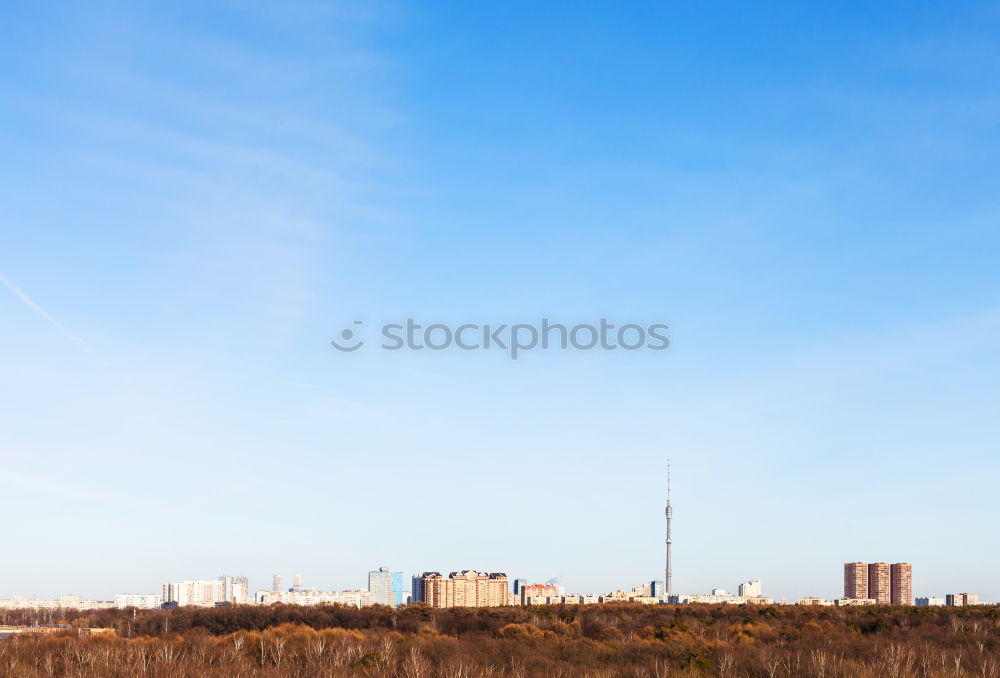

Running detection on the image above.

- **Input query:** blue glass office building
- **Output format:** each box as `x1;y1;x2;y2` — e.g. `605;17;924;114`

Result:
391;571;407;606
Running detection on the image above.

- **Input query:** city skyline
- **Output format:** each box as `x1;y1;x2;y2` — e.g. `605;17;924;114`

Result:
0;454;988;602
0;545;987;606
1;561;989;611
0;469;991;603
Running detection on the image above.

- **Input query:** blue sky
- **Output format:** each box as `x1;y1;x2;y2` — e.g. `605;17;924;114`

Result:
1;1;998;602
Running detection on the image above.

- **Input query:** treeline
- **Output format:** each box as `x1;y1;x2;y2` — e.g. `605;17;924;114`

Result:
1;603;999;677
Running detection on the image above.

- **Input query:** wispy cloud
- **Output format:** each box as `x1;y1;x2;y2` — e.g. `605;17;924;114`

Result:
0;272;90;351
0;467;170;515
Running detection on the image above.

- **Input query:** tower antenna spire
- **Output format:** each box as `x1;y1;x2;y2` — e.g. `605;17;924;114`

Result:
665;459;673;597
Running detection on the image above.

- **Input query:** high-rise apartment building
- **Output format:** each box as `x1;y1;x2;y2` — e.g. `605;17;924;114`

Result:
412;571;508;608
738;580;762;597
219;575;249;604
844;562;868;599
162;580;225;607
368;567;406;606
845;561;911;605
890;563;912;606
868;563;890;604
161;576;249;607
369;567;391;605
272;575;282;592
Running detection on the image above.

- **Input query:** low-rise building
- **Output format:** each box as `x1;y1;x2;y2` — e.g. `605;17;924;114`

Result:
520;584;559;605
631;582;653;597
946;593;979;607
915;597;945;607
627;596;662;605
114;594;162;609
669;593;773;605
797;597;834;606
601;590;632;602
0;595;114;611
255;590;375;607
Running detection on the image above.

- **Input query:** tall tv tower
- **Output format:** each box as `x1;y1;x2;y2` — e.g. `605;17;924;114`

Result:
665;460;673;596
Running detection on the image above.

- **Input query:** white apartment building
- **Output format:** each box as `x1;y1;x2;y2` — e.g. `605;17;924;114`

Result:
670;593;774;605
254;589;375;607
161;575;250;607
915;597;945;607
162;580;225;607
0;595;114;610
114;594;162;609
738;580;762;597
219;576;250;604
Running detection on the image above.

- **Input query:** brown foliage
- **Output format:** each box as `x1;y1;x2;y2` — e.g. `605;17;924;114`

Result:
0;603;998;677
